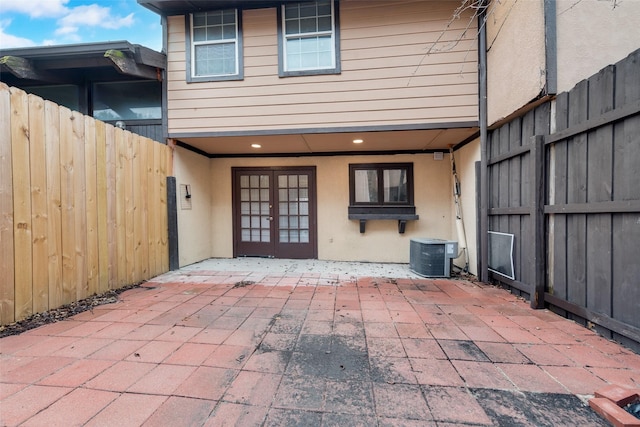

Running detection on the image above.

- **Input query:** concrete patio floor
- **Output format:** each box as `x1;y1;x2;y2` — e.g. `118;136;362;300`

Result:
2;259;639;426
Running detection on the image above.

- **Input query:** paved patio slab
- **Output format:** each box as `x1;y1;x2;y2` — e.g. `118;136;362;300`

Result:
2;259;639;426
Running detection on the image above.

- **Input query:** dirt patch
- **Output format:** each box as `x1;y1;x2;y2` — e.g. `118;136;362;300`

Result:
0;283;142;338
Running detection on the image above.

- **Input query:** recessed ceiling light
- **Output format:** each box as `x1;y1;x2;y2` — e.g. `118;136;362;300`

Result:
251;144;261;148
353;139;364;144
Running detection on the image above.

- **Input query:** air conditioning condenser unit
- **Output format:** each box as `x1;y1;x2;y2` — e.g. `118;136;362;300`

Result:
410;238;458;278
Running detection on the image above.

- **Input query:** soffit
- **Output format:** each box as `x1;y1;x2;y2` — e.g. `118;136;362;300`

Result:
175;127;479;156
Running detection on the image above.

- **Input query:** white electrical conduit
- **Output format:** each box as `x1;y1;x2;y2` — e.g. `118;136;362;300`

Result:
449;146;470;272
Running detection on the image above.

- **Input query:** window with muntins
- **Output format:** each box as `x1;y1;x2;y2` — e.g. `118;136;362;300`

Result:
189;9;242;81
280;0;340;76
350;163;414;207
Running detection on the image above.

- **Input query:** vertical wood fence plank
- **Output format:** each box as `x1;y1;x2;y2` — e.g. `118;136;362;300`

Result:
146;140;157;278
84;116;99;297
72;111;87;301
124;132;135;283
45;101;62;309
95;120;109;293
105;124;118;289
60;107;76;305
566;81;588;310
139;138;150;280
159;145;169;272
132;135;144;282
115;129;127;287
28;94;49;314
549;92;569;300
585;66;615;322
530;136;545;308
0;84;15;324
11;87;33;320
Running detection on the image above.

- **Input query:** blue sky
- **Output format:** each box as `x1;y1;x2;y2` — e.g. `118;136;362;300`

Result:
0;0;162;51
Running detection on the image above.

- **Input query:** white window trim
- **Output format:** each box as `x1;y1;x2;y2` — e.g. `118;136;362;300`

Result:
190;9;240;78
281;0;336;72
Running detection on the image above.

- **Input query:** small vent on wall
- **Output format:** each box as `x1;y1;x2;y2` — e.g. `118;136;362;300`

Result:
180;184;192;210
433;152;444;161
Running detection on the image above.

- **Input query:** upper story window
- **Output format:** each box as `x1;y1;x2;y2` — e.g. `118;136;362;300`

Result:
349;163;414;207
187;9;243;82
279;0;340;77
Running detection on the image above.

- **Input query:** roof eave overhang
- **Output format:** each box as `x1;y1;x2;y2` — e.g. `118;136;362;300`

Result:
137;0;299;15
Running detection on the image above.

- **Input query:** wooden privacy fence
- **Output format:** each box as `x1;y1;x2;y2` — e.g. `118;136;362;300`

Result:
484;49;640;350
0;83;173;325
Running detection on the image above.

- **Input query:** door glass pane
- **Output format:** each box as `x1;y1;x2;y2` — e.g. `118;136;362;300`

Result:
289;203;298;215
279;189;288;201
279;230;289;243
299;174;308;187
300;189;308;200
289;216;298;228
238;172;272;244
300;230;309;243
299;202;308;215
289;189;298;201
278;175;287;187
279;202;288;215
279;217;288;228
290;230;299;242
300;216;309;228
289;175;298;187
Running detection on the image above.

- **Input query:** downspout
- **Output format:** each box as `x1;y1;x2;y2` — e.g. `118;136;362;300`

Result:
161;14;169;143
478;0;489;283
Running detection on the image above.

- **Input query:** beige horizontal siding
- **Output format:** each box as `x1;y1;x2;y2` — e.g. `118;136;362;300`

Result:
166;0;478;134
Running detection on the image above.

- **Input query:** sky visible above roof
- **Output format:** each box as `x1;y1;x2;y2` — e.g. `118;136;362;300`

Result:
0;0;162;51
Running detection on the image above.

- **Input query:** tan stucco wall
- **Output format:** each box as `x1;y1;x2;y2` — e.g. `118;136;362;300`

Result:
556;0;640;93
173;146;213;266
451;139;480;276
486;0;546;125
168;153;458;265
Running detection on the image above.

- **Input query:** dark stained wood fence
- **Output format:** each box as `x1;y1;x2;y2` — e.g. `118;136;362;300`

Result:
485;49;640;351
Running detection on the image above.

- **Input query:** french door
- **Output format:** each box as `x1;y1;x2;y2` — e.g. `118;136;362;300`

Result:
232;167;317;259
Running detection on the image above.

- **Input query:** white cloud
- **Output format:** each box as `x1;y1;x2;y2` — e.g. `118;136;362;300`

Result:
0;19;36;48
55;4;134;37
0;0;69;18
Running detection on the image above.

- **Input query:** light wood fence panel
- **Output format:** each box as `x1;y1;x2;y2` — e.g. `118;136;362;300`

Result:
0;83;172;324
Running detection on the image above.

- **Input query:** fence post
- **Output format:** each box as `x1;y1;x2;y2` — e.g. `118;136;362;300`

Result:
167;176;179;271
530;135;546;308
